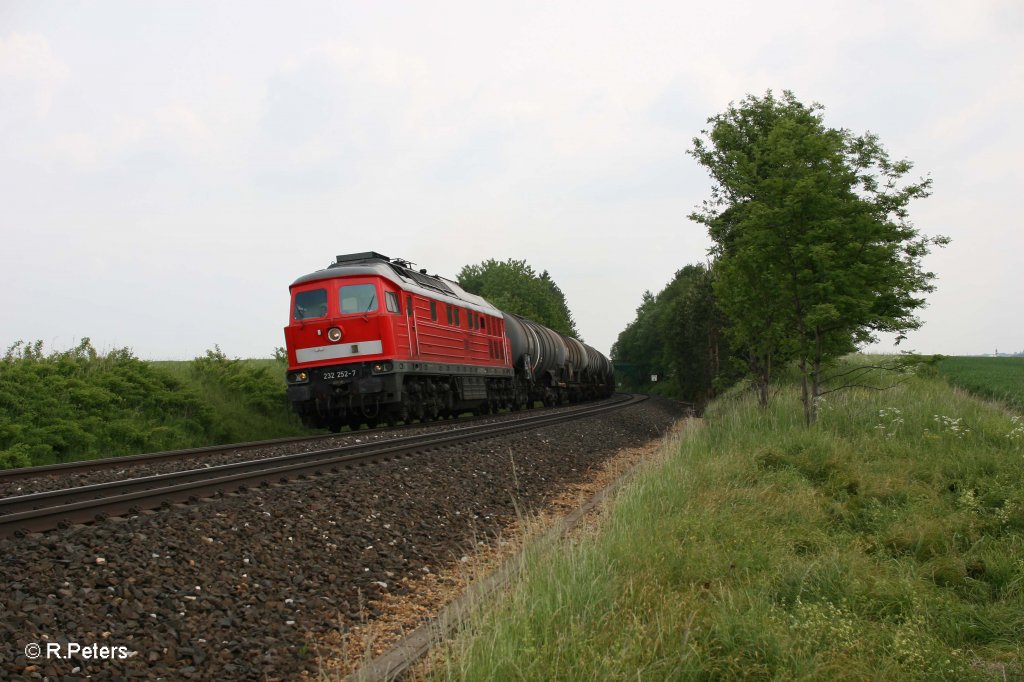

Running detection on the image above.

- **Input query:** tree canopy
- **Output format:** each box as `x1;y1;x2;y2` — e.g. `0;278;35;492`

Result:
611;262;735;405
457;259;580;338
689;90;948;423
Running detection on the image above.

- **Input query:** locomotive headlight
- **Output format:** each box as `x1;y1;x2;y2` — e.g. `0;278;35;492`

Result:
327;327;343;343
288;371;309;384
371;361;393;374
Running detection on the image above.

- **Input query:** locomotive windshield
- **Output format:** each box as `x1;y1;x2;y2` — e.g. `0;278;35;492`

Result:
294;288;327;319
340;283;378;314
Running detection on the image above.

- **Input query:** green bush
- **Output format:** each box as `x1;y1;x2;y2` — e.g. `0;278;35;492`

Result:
0;339;310;469
0;339;216;467
0;443;31;470
190;346;288;416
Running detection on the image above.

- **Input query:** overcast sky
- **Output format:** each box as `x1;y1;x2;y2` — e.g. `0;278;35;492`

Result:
2;1;1021;361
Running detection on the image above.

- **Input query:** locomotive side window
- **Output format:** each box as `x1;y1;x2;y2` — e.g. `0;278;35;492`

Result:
480;316;485;331
385;291;399;314
339;284;377;314
469;312;475;330
446;305;452;325
406;296;412;316
294;288;328;320
454;308;460;327
430;301;437;321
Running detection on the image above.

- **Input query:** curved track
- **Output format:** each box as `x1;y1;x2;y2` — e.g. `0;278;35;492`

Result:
0;404;540;484
0;395;645;538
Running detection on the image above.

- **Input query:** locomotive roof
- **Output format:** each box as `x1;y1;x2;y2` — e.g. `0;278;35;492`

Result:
290;253;503;316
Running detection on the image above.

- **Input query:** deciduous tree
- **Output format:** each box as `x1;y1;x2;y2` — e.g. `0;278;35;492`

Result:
690;91;948;424
612;263;736;405
457;259;580;338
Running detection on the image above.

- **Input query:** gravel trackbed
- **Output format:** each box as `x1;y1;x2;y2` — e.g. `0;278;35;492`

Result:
1;397;683;680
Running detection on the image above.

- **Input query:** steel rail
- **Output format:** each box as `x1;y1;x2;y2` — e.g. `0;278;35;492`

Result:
0;395;645;538
0;395;632;516
0;433;338;483
0;396;624;484
0;414;486;484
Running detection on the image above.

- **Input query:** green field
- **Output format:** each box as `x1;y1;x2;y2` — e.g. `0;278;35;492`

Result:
436;363;1024;680
938;356;1024;410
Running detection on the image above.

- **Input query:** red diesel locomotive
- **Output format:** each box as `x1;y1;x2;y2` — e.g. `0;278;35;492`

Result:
283;252;614;431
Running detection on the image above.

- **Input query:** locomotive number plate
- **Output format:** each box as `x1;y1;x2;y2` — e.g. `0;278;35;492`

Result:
322;368;358;380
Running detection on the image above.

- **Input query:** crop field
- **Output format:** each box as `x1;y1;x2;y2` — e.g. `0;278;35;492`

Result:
938;356;1024;409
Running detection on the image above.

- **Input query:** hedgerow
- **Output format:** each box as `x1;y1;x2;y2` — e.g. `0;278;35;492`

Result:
0;340;308;469
0;339;212;466
190;346;287;416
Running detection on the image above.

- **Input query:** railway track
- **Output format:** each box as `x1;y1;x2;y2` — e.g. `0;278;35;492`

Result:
0;394;645;539
0;402;548;485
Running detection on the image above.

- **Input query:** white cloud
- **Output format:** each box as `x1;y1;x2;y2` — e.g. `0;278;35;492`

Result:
0;32;69;123
0;32;68;83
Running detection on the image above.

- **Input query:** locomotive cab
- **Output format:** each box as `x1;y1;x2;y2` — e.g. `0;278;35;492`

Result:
286;278;390;365
284;264;403;431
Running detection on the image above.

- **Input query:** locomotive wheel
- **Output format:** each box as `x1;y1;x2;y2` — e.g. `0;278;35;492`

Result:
365;417;379;429
347;418;362;431
326;417;343;434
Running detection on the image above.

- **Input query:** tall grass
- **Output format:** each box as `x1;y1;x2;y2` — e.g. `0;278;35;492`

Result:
437;367;1024;680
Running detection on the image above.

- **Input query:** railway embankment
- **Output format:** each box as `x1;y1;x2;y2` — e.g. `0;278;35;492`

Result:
1;397;684;679
434;365;1024;680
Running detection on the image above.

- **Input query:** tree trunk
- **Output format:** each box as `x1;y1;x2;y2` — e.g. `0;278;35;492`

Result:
751;351;770;407
707;328;718;398
799;356;812;425
808;328;822;426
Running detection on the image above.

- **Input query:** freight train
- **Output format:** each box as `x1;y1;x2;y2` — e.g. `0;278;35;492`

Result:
283;252;614;431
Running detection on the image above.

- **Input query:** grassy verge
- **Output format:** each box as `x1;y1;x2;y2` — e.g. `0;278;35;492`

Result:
436;366;1024;680
938;356;1024;410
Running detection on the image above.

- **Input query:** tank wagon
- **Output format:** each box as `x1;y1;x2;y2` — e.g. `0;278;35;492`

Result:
283;252;614;431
